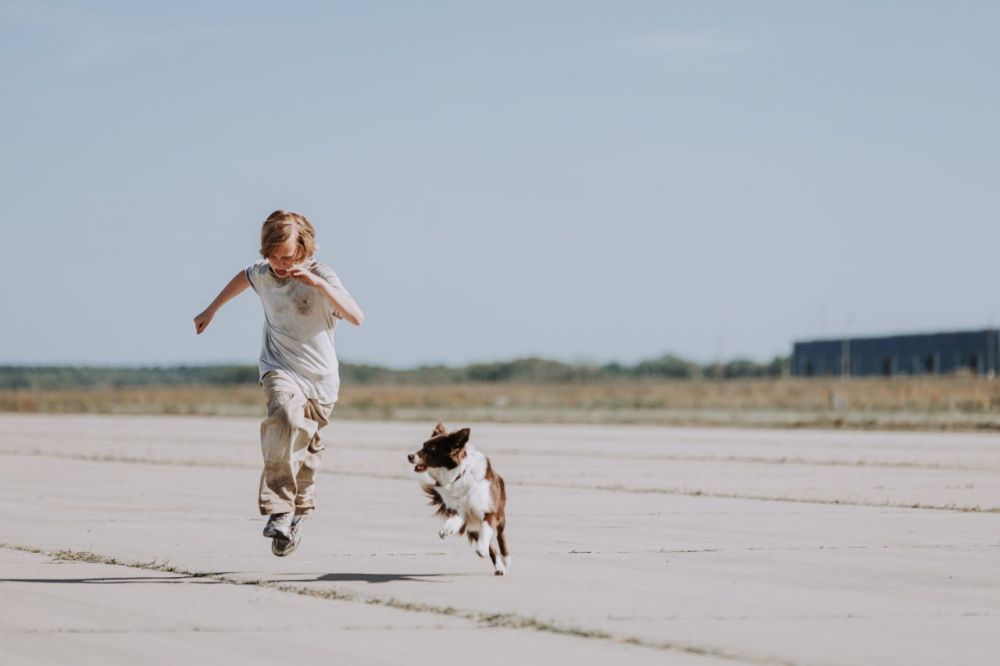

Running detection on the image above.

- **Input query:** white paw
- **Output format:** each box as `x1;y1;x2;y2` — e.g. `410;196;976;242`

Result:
494;562;508;576
439;517;464;539
476;544;489;559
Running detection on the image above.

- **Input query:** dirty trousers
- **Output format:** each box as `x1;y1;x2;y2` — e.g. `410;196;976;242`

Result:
258;370;334;516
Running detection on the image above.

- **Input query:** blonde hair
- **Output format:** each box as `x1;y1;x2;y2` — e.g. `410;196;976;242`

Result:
259;210;316;260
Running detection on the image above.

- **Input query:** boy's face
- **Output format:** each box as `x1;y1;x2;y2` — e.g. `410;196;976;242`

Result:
267;238;303;279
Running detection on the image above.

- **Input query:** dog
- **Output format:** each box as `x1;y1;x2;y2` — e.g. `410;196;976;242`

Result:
408;422;510;575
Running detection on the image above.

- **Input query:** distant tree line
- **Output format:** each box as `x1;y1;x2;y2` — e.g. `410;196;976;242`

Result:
0;355;788;390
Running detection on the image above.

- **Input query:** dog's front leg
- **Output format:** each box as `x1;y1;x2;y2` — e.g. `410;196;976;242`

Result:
438;513;465;539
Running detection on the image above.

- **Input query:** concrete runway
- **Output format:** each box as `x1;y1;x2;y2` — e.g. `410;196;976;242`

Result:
1;414;998;665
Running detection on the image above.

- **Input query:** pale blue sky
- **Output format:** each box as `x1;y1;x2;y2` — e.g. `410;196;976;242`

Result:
2;1;998;367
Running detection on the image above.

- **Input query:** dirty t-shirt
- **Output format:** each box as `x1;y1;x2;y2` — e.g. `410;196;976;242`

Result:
244;258;350;403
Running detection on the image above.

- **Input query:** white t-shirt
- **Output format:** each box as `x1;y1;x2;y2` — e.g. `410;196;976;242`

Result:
244;258;350;403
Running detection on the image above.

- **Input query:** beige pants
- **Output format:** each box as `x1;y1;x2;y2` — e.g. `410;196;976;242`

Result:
258;370;334;516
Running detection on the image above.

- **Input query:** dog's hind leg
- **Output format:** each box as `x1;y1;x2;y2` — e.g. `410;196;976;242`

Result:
489;544;506;576
480;512;506;575
496;521;511;571
475;522;493;560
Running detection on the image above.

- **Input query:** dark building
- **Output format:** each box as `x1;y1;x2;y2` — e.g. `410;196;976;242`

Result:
792;329;1000;378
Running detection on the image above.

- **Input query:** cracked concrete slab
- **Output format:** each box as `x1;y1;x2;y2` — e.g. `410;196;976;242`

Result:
1;548;716;666
1;414;999;664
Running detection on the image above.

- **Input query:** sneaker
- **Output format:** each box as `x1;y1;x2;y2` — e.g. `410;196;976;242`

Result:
262;512;293;539
271;515;306;557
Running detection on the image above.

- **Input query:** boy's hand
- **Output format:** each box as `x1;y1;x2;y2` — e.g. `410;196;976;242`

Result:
288;266;322;288
192;271;250;336
193;309;214;334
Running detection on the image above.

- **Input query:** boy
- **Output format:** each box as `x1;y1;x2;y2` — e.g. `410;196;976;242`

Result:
194;210;364;556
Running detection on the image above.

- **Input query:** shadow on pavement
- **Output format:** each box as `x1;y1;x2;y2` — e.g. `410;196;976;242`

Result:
0;574;233;584
268;572;464;584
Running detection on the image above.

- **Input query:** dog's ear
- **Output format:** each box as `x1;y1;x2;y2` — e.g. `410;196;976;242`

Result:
452;427;470;448
432;422;447;437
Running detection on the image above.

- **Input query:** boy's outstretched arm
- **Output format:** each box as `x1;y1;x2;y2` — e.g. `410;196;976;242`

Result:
287;267;365;326
193;271;250;334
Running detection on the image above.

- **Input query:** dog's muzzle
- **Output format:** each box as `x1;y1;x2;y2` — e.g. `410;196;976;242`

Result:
408;452;427;472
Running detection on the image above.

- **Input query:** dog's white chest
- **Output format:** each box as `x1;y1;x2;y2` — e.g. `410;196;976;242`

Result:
428;451;491;516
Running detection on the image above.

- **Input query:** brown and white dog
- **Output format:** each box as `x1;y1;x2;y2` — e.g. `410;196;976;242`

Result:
408;422;510;575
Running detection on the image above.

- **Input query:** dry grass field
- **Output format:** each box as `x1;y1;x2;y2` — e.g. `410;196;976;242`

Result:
3;376;1000;430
